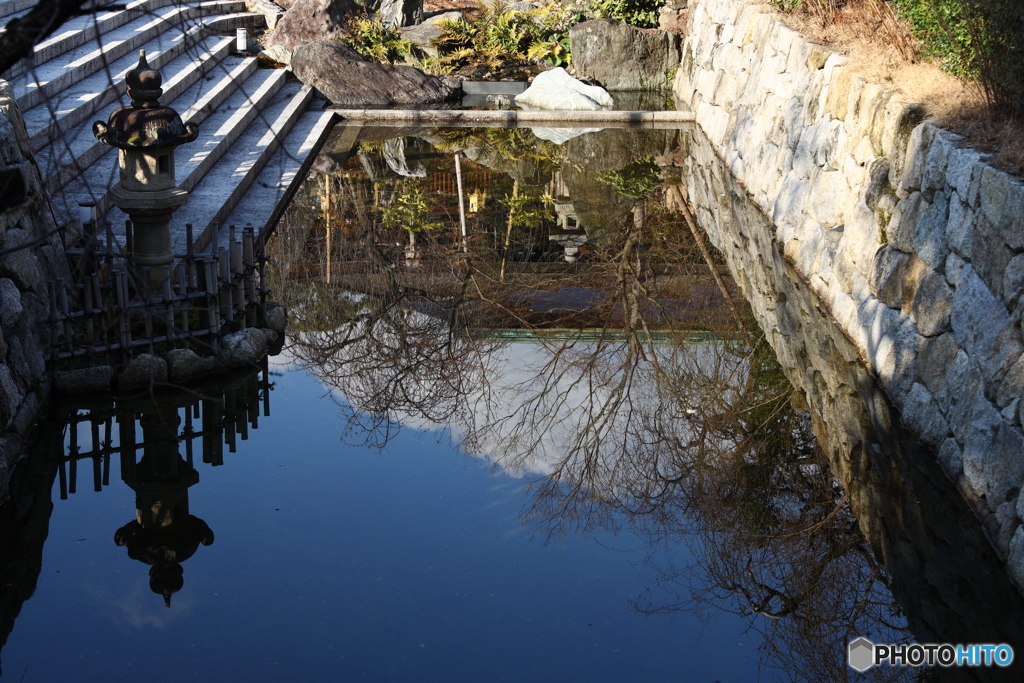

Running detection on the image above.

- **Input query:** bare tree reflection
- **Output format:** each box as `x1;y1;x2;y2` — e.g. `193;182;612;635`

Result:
269;125;921;680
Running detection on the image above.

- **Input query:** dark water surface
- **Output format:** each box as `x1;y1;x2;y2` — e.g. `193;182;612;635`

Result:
2;124;1022;682
2;366;760;682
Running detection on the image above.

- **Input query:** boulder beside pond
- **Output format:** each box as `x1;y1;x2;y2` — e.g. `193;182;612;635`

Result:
401;11;462;57
570;19;680;91
514;67;612;110
263;0;358;52
292;41;462;106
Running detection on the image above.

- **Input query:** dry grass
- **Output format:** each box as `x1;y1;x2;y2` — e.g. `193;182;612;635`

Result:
763;0;1024;177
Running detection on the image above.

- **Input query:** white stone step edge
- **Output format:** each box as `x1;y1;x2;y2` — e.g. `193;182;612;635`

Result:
5;0;241;80
0;0;43;21
192;84;317;252
228;108;337;245
41;40;249;195
0;0;119;21
28;33;234;152
15;5;197;112
5;0;172;79
12;5;257;113
178;66;288;193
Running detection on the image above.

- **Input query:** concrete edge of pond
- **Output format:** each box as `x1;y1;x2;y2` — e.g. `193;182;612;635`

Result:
330;109;697;125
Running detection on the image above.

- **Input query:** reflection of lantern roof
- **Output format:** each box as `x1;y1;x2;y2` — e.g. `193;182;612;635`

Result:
92;50;198;150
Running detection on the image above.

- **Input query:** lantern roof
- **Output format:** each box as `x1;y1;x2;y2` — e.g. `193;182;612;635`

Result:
93;51;198;150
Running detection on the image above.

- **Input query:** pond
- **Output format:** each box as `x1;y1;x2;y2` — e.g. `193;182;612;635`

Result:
1;124;1022;682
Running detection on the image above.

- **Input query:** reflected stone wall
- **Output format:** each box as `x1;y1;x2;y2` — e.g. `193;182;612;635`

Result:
679;125;1024;658
675;0;1024;588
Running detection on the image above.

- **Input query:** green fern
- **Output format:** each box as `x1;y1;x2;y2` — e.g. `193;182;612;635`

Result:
341;17;413;64
427;0;581;74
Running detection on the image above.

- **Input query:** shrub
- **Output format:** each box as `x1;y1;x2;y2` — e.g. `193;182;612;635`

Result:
893;0;1024;118
588;0;664;28
382;180;442;233
598;156;661;200
341;16;413;64
430;1;581;73
774;0;1024;119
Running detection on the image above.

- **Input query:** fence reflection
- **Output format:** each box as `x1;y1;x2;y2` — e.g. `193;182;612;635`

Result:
53;361;271;500
48;364;272;605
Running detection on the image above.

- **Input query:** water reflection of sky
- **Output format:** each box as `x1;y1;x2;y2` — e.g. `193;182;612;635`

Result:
273;333;746;481
2;366;761;682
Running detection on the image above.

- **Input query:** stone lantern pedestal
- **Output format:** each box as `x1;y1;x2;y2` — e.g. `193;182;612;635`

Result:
94;50;198;291
108;154;188;268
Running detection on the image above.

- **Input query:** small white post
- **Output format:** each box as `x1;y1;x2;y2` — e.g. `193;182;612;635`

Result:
236;28;248;53
78;201;97;228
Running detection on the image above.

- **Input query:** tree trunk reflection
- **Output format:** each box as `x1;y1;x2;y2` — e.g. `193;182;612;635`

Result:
268;124;934;680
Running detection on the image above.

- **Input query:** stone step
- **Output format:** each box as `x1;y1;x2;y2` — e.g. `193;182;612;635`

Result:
4;0;244;80
176;67;289;194
170;82;318;253
0;0;111;18
220;107;335;243
12;4;195;112
25;33;234;153
37;38;247;196
9;1;245;113
0;0;39;20
4;0;173;79
48;53;261;227
21;0;318;256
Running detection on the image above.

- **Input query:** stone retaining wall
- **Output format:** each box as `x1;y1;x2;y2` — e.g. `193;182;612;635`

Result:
676;124;1024;648
673;0;1024;585
0;84;72;500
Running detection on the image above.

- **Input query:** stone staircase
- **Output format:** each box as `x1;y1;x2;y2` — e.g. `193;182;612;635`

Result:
1;0;335;252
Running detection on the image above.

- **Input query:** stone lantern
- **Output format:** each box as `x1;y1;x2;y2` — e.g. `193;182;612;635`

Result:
93;50;198;285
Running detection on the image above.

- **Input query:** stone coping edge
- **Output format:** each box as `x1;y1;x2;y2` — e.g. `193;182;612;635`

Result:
331;109;696;124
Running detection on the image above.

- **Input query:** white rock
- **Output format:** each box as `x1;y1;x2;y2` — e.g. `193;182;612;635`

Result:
530;127;600;144
515;68;612;111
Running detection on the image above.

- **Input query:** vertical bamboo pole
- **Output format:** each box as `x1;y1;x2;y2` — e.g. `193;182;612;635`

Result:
186;223;195;291
57;280;73;356
102;417;111;487
58;456;68;500
68;422;78;495
90;418;101;491
455;153;468;252
84;280;94;359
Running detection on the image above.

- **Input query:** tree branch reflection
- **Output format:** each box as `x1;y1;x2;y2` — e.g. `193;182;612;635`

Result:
271;124;916;679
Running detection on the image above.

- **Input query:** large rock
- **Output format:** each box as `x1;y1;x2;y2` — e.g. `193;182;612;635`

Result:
55;366;114;394
221;329;270;367
292;41;461;105
370;0;423;27
401;11;462;56
246;0;286;29
264;0;359;52
117;354;168;392
515;67;612;110
570;19;680;91
166;349;223;384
